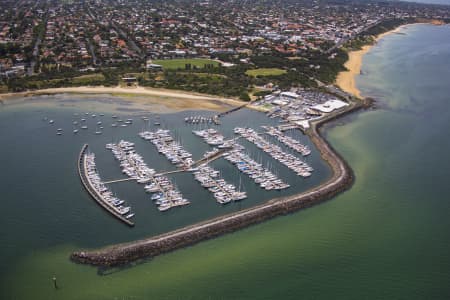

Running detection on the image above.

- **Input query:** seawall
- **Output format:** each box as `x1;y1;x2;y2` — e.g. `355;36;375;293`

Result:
71;100;365;267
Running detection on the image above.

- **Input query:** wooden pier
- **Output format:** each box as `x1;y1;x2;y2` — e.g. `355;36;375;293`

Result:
78;144;134;227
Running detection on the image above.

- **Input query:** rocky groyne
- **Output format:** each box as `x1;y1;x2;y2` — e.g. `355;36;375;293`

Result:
71;100;365;267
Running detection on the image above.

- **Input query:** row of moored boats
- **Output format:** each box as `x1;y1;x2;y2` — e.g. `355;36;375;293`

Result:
193;165;247;203
106;140;190;211
234;127;313;177
84;152;135;219
140;129;247;204
192;128;236;149
184;115;219;125
193;128;290;191
140;129;194;169
263;126;311;156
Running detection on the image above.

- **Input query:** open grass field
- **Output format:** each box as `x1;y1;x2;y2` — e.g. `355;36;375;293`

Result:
72;73;105;84
245;68;287;77
153;59;220;70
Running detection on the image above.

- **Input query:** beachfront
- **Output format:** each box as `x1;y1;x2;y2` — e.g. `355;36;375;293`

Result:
0;86;246;113
335;26;407;98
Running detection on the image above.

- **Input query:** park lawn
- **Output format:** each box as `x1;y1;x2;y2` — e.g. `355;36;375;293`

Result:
177;72;227;79
245;68;287;77
153;58;220;70
72;73;105;85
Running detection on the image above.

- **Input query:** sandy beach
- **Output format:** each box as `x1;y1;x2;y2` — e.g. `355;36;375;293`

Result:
0;86;246;112
335;27;405;98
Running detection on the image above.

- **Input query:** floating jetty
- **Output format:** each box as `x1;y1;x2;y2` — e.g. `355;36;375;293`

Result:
78;144;134;227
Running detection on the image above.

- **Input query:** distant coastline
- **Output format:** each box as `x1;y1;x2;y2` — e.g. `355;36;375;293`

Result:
335;21;447;98
335;27;405;98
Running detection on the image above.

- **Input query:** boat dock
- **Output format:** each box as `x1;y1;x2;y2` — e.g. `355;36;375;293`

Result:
78;144;134;227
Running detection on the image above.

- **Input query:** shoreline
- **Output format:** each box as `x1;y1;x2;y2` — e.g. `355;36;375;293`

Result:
0;86;246;112
70;97;368;267
335;25;407;98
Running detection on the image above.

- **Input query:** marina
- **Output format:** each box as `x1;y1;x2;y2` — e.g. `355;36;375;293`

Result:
71;99;357;266
28;94;329;228
0;94;333;267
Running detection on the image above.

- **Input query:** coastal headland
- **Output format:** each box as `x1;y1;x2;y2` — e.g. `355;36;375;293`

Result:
70;97;369;267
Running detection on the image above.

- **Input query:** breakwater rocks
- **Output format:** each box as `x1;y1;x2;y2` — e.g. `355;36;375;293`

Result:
71;102;363;267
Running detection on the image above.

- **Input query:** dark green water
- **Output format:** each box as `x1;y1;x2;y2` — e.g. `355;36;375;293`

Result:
1;23;450;299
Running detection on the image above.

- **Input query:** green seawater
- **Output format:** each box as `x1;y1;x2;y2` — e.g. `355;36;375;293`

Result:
1;23;450;299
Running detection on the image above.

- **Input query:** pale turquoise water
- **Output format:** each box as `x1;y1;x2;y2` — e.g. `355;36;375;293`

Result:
1;23;450;299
